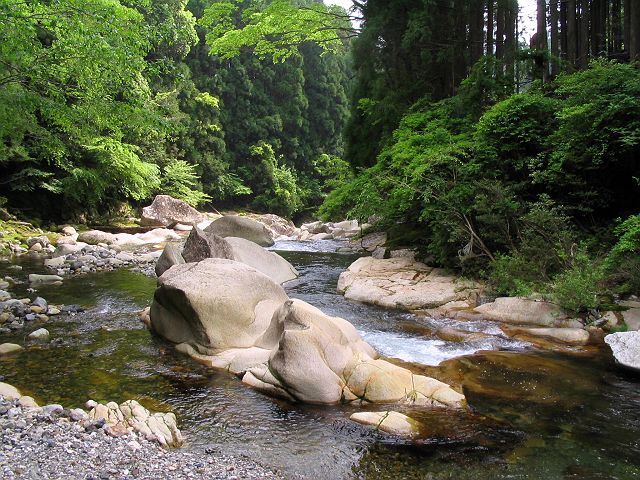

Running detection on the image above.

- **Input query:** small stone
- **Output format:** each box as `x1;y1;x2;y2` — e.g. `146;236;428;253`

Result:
32;297;48;311
28;274;63;285
24;313;37;322
42;404;64;415
0;343;23;355
28;328;50;341
69;408;89;422
85;400;98;409
0;290;10;302
47;307;61;316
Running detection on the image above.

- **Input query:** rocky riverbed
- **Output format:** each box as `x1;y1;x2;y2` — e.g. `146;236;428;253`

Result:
0;394;280;480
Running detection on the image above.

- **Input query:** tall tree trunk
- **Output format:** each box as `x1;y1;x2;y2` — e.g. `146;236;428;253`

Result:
567;0;578;68
624;0;631;57
579;0;590;68
496;0;505;62
612;0;622;56
560;0;568;61
536;0;549;81
550;0;560;75
505;0;517;86
470;0;485;65
630;0;640;61
487;0;495;55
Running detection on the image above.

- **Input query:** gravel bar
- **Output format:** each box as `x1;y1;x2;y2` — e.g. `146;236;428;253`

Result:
0;397;281;480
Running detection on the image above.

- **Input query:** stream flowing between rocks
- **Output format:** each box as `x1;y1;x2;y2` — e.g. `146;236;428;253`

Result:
1;240;639;479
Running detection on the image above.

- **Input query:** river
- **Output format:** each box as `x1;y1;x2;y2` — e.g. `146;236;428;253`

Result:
1;240;639;479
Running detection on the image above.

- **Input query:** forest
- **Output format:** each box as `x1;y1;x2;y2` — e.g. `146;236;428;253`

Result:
1;0;640;310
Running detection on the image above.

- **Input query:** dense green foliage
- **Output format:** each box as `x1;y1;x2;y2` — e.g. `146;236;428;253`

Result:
0;0;350;220
321;60;640;309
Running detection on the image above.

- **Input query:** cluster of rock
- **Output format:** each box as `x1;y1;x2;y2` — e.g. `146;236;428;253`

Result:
0;382;181;448
295;220;362;242
0;385;279;479
336;256;610;348
149;234;465;409
86;399;182;447
0;293;63;338
41;226;181;278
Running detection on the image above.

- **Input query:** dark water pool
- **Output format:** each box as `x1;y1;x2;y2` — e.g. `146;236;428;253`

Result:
0;245;638;479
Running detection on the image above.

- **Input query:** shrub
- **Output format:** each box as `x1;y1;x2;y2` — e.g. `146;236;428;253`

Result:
552;247;604;313
160;160;211;207
605;214;640;294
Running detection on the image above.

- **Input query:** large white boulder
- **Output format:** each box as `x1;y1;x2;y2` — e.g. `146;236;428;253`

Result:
141;195;204;228
243;300;466;407
226;237;298;284
205;216;274;247
150;259;289;352
605;331;640;372
338;257;479;311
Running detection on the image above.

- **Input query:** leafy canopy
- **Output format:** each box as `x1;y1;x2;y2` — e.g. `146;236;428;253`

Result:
200;0;353;62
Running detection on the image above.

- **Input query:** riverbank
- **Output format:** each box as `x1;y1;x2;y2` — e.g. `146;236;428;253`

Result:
0;393;280;479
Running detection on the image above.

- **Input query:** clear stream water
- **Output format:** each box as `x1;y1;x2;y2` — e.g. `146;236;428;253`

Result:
1;240;639;479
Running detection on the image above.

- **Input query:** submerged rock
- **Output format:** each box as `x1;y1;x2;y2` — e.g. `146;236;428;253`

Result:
350;411;422;437
605;331;640;372
502;326;590;345
141;194;204;228
205;215;274;247
0;343;23;355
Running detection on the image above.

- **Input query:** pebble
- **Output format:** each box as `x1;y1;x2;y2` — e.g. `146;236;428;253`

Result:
0;396;280;479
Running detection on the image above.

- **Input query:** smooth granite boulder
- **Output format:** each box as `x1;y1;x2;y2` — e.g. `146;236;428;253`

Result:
205;216;274;247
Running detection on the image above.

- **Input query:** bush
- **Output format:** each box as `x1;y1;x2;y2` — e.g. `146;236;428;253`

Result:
552;247;604;313
605;214;640;294
160;160;211;207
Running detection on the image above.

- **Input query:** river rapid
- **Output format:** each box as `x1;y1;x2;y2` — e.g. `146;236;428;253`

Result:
1;240;639;479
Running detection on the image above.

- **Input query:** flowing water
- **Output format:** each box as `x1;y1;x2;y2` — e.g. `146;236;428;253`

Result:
1;241;639;479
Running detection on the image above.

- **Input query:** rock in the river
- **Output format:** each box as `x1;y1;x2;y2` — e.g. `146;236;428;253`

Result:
0;343;23;355
141;194;204;228
502;326;590;345
605;331;640;372
243;299;466;407
151;262;464;409
350;411;422;437
181;227;234;264
225;237;298;284
88;399;183;447
248;213;297;238
337;257;480;311
474;297;568;327
205;215;274;247
28;274;63;285
28;328;50;341
155;243;186;277
150;259;289;351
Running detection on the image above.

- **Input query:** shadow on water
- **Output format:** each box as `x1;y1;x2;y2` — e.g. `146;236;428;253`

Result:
1;248;639;479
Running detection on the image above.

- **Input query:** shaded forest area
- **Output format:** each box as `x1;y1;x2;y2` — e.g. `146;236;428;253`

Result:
0;0;351;220
315;0;640;310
